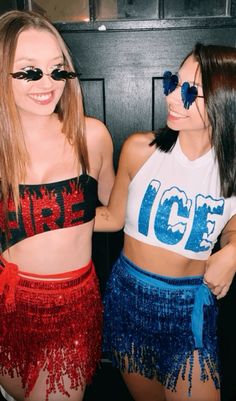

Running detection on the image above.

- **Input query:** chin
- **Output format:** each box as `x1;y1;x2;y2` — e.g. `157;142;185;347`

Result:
167;120;180;130
31;104;58;116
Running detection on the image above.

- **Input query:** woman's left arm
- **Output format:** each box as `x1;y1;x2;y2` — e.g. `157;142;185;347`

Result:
96;127;115;205
204;214;236;299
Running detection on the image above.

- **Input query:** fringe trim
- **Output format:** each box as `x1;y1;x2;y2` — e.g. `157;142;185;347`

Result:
0;263;102;401
110;347;220;396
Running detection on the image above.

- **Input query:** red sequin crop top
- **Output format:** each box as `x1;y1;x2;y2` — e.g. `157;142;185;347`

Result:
0;174;98;252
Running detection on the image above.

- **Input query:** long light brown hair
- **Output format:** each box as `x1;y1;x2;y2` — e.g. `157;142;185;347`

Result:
0;10;89;217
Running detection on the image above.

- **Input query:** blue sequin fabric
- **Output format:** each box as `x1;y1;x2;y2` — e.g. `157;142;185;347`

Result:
103;253;220;395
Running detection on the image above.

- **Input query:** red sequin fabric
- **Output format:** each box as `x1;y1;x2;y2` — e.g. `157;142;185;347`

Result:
0;175;98;252
0;260;103;400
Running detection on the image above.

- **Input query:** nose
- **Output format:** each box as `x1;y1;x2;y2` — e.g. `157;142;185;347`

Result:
36;73;55;89
166;85;182;105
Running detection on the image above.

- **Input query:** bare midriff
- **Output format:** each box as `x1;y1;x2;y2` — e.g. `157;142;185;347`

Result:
2;221;94;275
124;234;206;277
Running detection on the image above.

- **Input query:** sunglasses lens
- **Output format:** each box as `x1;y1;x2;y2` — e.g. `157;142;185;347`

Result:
181;82;198;109
25;68;43;81
50;69;78;80
51;69;68;80
11;68;42;81
163;71;178;95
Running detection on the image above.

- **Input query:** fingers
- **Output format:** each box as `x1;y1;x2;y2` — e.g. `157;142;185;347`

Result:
211;285;224;297
216;285;230;300
203;279;230;299
203;278;215;291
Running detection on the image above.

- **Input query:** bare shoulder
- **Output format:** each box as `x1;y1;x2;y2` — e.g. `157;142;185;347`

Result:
120;131;156;178
85;117;114;180
85;116;112;143
123;131;155;152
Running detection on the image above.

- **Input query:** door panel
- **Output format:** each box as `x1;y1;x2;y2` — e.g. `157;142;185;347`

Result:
81;79;105;122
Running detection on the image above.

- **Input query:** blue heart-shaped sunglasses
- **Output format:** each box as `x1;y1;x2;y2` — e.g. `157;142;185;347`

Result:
162;71;204;109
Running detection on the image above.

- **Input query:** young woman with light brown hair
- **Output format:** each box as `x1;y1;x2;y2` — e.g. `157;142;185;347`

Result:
0;9;114;401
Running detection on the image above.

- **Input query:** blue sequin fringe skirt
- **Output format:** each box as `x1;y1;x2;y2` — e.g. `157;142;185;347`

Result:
103;253;220;395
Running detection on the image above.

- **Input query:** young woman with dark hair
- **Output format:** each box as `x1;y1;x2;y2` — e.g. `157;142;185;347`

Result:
95;43;236;401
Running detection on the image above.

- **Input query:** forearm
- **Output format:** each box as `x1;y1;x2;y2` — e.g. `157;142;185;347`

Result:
94;205;124;232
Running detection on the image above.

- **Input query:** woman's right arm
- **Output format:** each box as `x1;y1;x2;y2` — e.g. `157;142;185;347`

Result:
94;137;131;232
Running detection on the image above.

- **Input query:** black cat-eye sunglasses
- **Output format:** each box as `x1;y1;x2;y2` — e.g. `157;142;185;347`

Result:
10;67;78;82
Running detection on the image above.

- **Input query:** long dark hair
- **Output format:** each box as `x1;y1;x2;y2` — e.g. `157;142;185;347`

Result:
151;42;236;198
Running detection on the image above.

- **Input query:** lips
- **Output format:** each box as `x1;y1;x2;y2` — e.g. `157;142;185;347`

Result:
29;91;54;104
168;107;187;118
167;106;188;121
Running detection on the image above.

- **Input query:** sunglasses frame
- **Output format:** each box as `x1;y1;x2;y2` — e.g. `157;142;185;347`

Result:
10;67;78;82
162;70;204;109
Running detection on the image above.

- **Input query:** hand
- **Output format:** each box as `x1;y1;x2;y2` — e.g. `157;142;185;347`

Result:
203;278;230;299
203;244;236;299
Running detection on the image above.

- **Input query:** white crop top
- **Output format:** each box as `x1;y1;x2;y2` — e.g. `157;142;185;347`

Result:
124;138;236;260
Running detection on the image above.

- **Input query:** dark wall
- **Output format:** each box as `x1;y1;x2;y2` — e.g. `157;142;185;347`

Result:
0;0;26;13
0;0;17;13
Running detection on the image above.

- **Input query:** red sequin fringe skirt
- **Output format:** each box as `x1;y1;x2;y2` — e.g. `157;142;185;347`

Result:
0;260;103;400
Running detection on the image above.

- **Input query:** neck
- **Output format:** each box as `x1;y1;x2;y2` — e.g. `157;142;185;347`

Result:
178;129;212;160
20;113;60;142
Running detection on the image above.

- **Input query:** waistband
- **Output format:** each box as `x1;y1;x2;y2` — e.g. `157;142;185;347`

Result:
0;254;93;311
119;252;215;348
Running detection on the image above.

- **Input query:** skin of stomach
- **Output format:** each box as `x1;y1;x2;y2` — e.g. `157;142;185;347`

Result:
124;234;206;277
3;220;94;275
